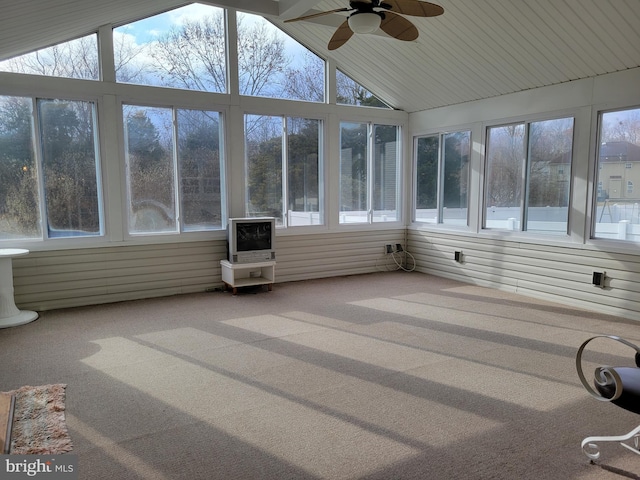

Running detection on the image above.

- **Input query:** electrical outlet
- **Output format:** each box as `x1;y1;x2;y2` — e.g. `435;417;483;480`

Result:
385;244;394;254
396;243;403;252
592;271;606;288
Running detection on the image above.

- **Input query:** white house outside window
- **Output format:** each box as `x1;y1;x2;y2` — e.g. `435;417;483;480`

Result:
593;107;640;242
484;117;574;235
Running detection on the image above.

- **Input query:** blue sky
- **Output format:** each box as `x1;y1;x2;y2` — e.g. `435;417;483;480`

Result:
115;3;308;60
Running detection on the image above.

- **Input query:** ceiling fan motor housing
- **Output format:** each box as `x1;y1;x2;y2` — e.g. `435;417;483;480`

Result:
348;11;383;33
287;0;445;50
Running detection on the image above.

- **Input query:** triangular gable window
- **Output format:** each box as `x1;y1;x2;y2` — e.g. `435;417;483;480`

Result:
337;69;390;109
0;34;99;80
114;4;227;93
237;12;325;102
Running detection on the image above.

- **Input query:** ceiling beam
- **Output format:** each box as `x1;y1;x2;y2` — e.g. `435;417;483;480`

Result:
277;0;322;20
286;12;347;28
199;0;279;16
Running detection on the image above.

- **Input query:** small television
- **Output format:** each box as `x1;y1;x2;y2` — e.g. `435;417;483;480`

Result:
227;217;276;264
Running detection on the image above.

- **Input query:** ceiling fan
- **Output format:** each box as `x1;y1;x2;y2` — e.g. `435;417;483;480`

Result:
284;0;444;50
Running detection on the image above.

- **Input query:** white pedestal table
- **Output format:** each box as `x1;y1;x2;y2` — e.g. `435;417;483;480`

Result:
0;249;38;328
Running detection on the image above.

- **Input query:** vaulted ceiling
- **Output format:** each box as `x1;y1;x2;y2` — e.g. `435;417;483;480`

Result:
1;0;639;113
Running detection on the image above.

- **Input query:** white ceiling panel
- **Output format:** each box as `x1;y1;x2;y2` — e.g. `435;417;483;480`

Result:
1;0;639;113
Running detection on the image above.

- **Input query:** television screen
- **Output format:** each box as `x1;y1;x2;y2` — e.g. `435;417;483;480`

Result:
236;222;272;252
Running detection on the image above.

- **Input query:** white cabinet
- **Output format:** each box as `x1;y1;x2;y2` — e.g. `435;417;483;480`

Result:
220;260;275;295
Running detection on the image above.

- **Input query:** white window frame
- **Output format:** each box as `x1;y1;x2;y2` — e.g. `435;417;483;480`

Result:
338;121;402;226
0;94;105;246
243;113;325;228
121;101;227;238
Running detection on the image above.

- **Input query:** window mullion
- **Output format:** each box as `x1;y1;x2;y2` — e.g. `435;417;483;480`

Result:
522;123;530;231
31;98;47;239
282;117;288;227
367;123;374;223
173;109;181;232
437;134;444;223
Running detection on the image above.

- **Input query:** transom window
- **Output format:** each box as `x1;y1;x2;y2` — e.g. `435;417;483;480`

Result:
0;34;99;80
337;69;390;108
237;13;325;102
114;4;228;92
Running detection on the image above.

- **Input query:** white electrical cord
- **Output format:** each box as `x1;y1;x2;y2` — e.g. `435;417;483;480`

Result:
376;248;416;272
391;249;416;272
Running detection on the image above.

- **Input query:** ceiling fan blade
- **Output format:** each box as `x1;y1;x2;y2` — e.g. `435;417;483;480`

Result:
284;8;351;23
380;0;444;17
379;11;419;41
328;20;354;50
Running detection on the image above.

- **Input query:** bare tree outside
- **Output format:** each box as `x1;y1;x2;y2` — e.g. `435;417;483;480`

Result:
1;3;395;238
0;34;99;80
337;69;389;107
113;32;152;84
593;108;640;236
237;14;289;98
601;109;640;144
485;124;525;208
150;11;228;93
283;51;325;102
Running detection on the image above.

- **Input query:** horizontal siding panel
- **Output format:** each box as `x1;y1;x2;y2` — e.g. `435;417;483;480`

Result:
9;226;638;321
12;241;224;311
415;238;640;291
15;260;218;287
408;229;640;322
11;231;405;311
276;229;405;283
415;235;640;271
413;263;520;291
418;254;640;315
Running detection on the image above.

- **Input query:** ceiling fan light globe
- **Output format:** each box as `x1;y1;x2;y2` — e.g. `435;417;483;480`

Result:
348;12;381;34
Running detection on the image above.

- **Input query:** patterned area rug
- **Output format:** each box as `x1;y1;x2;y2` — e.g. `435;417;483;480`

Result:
3;384;73;454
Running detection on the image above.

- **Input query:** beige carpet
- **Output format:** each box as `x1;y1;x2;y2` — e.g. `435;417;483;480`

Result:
1;271;640;479
4;384;73;454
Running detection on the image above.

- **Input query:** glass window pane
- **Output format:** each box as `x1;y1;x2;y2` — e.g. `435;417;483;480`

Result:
287;117;321;226
594;107;640;241
0;96;41;239
237;13;324;102
526;118;573;234
485;124;525;230
38;99;101;237
124;105;176;233
415;136;439;223
0;34;99;80
442;131;470;225
373;125;399;222
177;109;223;231
245;115;283;223
340;122;369;224
114;5;227;93
337;70;390;108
